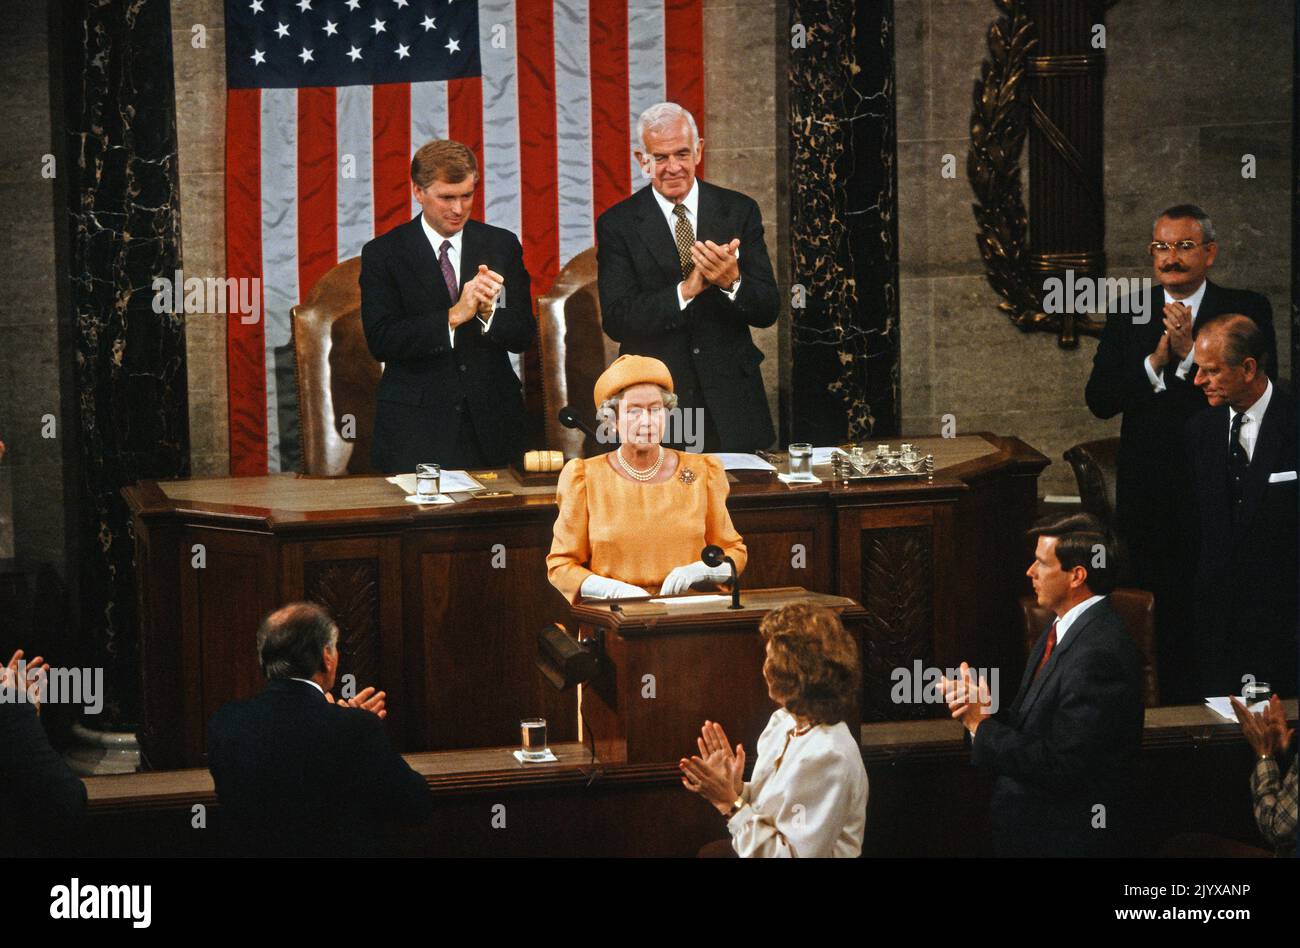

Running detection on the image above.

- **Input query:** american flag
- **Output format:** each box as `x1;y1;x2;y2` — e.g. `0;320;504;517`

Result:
224;0;704;474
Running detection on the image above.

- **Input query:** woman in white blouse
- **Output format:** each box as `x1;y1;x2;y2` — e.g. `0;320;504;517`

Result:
679;602;868;857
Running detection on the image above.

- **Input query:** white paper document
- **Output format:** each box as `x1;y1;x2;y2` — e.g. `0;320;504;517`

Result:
810;446;845;465
1204;696;1266;721
778;472;823;486
386;471;485;495
648;594;734;605
714;453;777;472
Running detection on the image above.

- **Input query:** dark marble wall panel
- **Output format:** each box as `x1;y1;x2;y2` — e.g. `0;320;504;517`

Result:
1293;12;1299;380
62;0;189;726
788;0;900;445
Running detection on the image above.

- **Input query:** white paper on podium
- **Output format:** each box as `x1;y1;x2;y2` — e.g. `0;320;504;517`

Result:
1204;696;1267;721
714;453;777;472
810;446;845;465
386;471;485;495
648;594;733;605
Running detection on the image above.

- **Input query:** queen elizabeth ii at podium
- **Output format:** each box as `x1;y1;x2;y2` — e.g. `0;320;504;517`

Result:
547;355;747;602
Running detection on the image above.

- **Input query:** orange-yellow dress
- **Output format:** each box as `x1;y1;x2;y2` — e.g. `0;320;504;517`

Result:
547;450;748;603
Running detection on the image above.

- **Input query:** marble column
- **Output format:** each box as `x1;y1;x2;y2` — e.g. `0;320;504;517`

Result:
788;0;900;445
61;0;189;728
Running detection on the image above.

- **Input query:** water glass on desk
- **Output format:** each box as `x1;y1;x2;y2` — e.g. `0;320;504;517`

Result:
788;443;814;480
1242;680;1272;708
415;463;441;500
520;718;549;761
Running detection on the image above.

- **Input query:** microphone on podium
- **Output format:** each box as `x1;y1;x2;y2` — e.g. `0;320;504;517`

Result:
702;544;742;610
558;406;604;444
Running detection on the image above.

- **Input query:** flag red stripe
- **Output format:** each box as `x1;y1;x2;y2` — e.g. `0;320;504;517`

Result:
372;83;412;236
297;86;338;301
225;88;267;476
448;77;485;222
664;0;705;177
516;0;559;305
589;0;630;219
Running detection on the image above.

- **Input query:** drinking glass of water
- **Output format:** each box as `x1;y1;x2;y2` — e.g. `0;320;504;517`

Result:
521;718;549;761
788;443;814;480
1242;680;1272;708
415;463;441;500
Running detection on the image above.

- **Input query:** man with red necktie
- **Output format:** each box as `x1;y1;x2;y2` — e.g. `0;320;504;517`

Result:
360;139;533;473
941;513;1144;856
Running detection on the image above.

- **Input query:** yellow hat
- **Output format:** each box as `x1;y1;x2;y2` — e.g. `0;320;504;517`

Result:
593;355;674;406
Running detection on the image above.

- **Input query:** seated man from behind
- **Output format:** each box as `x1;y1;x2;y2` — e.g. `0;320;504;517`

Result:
208;602;433;856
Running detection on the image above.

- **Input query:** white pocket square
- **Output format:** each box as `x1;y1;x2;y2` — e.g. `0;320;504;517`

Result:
1268;471;1297;483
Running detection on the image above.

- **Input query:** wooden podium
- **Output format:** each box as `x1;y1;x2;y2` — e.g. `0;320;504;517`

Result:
571;587;867;764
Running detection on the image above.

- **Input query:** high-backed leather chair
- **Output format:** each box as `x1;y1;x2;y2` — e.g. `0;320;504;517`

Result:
291;256;382;475
1063;438;1120;524
1018;588;1160;706
535;247;617;458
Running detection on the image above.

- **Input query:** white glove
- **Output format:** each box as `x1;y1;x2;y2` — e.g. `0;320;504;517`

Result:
659;560;732;596
579;574;650;600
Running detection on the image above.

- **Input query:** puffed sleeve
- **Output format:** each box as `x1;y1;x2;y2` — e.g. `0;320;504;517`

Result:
727;746;861;858
547;459;594;604
703;456;747;576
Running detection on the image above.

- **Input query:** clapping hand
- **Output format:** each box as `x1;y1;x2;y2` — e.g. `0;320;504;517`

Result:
326;686;387;719
940;661;993;735
1231;693;1294;759
1162;301;1193;361
680;719;745;814
690;239;740;289
2;649;47;708
449;265;504;328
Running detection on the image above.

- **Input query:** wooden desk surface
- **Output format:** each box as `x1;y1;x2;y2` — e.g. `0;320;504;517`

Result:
88;701;1296;809
131;434;1007;526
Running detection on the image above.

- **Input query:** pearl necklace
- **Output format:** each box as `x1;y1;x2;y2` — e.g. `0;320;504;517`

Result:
616;444;664;481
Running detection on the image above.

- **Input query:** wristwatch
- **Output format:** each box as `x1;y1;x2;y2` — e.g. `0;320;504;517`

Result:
725;797;746;818
727;278;741;294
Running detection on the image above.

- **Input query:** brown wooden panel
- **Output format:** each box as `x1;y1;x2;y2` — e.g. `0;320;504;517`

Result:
181;529;278;764
729;504;834;592
406;518;578;750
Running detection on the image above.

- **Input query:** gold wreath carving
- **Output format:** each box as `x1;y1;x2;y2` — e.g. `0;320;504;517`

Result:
968;0;1105;348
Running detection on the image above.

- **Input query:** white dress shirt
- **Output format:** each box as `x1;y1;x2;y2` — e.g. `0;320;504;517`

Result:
726;707;868;857
288;677;325;696
1229;378;1273;463
649;180;740;310
1053;594;1105;650
1144;280;1208;392
419;215;495;347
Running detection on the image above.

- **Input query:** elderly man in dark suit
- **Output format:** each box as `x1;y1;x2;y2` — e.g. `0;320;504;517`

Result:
1186;314;1297;699
942;513;1144;857
1085;204;1275;703
596;102;780;453
207;603;433;857
360;139;533;473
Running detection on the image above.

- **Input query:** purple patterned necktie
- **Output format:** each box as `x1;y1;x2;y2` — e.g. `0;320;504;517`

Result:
438;240;459;300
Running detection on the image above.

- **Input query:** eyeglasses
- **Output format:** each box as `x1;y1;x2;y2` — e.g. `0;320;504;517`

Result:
1148;240;1210;256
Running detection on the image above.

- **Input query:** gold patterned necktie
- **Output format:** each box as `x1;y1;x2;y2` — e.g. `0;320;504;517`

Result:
672;203;694;277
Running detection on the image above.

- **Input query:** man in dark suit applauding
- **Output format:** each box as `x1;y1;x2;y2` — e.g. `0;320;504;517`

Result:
208;603;433;857
596;103;780;453
1085;204;1274;703
942;514;1144;857
361;140;533;473
1186;314;1297;698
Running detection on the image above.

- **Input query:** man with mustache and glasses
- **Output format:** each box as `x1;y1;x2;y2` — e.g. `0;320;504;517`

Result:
1085;204;1275;703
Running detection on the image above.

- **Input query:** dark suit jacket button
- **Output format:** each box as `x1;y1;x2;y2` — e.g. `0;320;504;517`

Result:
692;347;701;355
459;364;467;372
